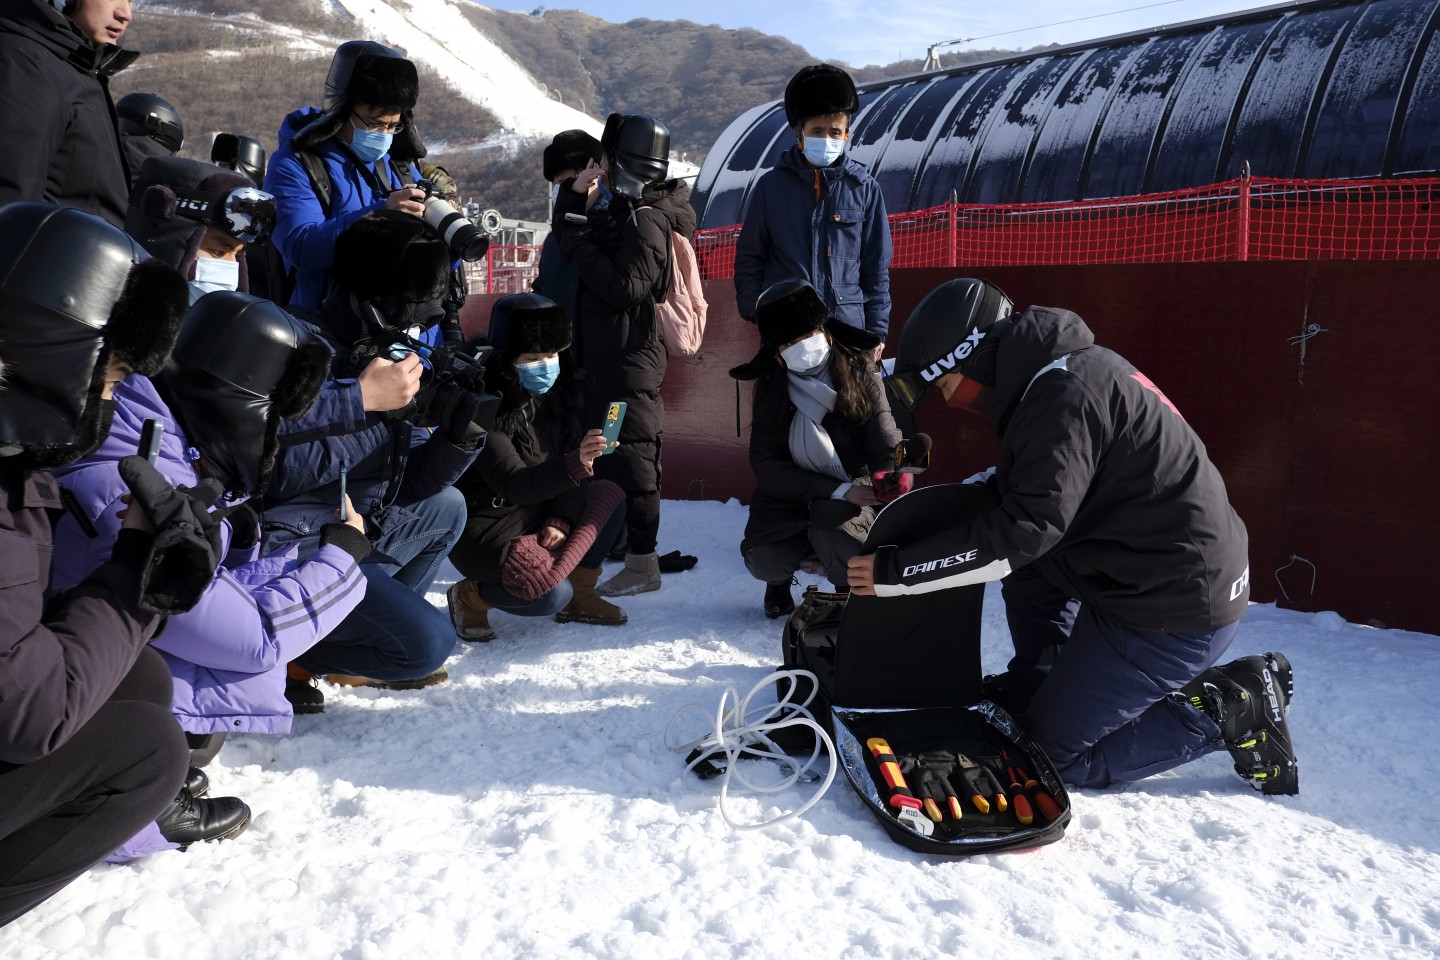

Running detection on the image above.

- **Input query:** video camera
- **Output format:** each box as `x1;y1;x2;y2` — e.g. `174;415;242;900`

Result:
349;301;500;435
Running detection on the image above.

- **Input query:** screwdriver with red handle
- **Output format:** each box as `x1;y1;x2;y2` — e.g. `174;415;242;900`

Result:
1002;749;1063;822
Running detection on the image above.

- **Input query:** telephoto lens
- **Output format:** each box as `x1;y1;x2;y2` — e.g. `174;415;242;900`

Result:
421;193;489;262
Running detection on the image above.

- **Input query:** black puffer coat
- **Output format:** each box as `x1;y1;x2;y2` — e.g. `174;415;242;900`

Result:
449;381;590;585
552;179;697;497
0;0;137;226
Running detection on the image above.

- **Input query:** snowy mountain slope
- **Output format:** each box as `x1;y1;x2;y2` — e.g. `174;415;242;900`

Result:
331;0;602;139
4;499;1438;959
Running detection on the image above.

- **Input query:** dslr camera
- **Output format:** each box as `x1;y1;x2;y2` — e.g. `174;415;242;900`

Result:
416;177;490;262
349;303;500;435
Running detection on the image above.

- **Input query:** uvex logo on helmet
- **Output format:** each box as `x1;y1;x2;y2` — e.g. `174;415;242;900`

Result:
920;328;987;383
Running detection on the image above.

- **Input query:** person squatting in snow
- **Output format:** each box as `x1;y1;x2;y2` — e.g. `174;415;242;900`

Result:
0;204;230;924
729;278;901;621
261;211;491;703
51;290;364;861
851;278;1298;797
445;293;629;643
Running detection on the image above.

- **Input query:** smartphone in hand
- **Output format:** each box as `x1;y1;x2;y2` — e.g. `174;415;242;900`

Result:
338;468;348;522
599;402;627;455
138;418;164;465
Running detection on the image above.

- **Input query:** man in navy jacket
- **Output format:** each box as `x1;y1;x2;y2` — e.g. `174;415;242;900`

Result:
734;64;892;345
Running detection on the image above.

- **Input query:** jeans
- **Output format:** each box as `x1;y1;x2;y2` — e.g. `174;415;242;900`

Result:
295;487;464;681
1003;566;1241;788
478;498;625;615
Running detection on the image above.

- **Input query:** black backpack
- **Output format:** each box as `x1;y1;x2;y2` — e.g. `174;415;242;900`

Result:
779;482;1072;856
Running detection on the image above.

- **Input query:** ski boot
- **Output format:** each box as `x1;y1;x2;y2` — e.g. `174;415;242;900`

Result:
1184;651;1297;795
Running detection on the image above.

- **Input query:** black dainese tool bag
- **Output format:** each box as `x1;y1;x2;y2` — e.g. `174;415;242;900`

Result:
779;483;1072;855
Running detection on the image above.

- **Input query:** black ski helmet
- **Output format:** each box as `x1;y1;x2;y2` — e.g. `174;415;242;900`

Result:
116;92;185;153
156;293;331;496
211;133;268;186
889;278;1013;409
601;113;670;200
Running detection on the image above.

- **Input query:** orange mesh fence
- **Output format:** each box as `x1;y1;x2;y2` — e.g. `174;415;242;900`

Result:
686;176;1440;279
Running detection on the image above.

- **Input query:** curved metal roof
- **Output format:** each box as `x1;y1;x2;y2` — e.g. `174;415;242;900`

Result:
692;0;1440;229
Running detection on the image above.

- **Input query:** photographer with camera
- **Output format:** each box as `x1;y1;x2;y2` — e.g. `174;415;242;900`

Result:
261;212;496;700
266;40;445;310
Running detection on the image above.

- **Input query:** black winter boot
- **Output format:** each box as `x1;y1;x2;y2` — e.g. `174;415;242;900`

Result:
184;766;209;799
1183;651;1297;795
156;790;252;849
763;580;796;620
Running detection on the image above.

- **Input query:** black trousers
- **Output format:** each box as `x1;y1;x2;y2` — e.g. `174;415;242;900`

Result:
0;647;187;926
744;499;875;591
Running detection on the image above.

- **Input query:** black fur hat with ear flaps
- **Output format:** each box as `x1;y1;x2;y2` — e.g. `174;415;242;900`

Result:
488;292;572;361
728;278;880;381
783;64;860;128
331;211;450;303
291;41;427;162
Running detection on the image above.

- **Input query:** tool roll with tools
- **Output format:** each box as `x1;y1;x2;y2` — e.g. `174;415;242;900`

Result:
780;481;1072;855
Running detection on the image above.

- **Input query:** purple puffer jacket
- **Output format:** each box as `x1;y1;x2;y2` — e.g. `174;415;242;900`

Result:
51;375;367;736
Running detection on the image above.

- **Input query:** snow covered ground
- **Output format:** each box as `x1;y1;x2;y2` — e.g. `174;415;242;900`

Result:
6;498;1439;959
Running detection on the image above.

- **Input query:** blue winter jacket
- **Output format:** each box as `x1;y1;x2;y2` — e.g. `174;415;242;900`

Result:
734;144;892;339
265;106;422;309
51;376;368;736
258;323;480;557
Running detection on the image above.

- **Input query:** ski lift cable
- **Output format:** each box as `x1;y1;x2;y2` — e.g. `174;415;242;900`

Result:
934;0;1193;50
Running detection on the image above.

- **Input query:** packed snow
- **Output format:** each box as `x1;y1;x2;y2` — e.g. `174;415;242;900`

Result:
5;497;1438;958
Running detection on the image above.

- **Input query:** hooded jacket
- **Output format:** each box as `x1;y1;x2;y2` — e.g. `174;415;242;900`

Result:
734;144;892;339
50;375;368;734
0;453;161;765
0;0;137;226
552;178;695;496
869;307;1251;632
264;106;422;309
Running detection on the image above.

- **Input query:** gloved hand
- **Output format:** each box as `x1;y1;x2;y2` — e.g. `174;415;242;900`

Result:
657;550;698;573
898;750;963;822
427;379;501;449
118;456;227;615
955;754;1008;814
871;469;913;503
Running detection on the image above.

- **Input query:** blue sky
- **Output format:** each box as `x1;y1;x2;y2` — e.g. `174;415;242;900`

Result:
499;0;1282;66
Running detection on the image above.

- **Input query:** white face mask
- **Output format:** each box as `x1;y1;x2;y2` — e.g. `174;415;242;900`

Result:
190;256;240;296
781;331;830;375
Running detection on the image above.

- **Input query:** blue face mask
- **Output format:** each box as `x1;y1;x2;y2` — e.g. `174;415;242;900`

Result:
516;356;561;395
350;128;393;165
188;257;241;303
802;136;846;168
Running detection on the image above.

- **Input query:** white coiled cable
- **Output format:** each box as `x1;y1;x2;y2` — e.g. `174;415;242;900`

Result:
666;669;837;831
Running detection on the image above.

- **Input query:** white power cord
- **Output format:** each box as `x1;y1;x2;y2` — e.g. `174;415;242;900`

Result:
666;669;837;831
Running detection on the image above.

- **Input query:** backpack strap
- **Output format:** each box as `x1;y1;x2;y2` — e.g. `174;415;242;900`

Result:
296;149;333;217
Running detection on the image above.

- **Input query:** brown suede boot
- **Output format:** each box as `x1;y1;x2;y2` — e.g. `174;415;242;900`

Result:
556;566;628;625
447;578;497;642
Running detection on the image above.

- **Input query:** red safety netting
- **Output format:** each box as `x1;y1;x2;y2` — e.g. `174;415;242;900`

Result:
465;177;1440;293
691;176;1440;280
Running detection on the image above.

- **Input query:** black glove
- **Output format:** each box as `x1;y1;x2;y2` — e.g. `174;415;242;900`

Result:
955;754;1008;814
427;379;500;449
657;550;698;573
118;456;227;615
898;751;963;822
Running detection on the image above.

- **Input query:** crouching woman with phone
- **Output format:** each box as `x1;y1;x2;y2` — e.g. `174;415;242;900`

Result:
446;294;628;642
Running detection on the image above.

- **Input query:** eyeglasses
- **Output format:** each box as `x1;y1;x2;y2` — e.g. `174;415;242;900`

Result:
352;111;404;135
